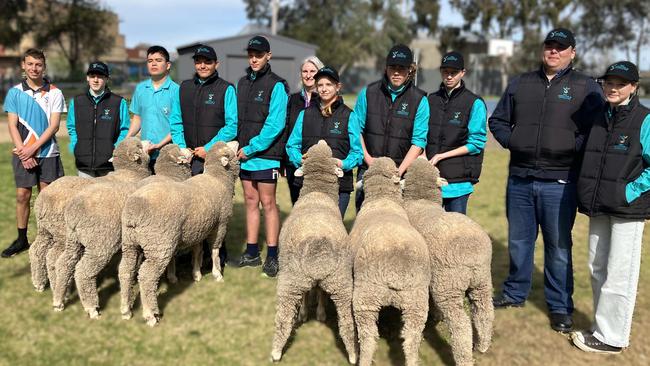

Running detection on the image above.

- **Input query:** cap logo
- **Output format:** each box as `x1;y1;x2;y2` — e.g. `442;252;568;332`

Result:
249;39;262;46
443;55;458;62
197;47;210;53
392;51;407;59
610;64;630;71
549;31;568;39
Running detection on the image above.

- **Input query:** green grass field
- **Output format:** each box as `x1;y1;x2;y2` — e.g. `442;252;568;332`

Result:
0;139;648;366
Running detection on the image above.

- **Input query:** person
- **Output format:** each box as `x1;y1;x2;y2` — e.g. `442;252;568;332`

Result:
285;56;324;205
425;51;487;214
286;66;363;216
570;61;649;354
66;61;130;178
232;35;289;278
488;28;605;332
353;44;429;211
128;45;182;172
172;44;238;267
2;48;66;258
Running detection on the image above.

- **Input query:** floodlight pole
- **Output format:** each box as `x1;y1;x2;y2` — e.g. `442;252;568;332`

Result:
271;0;279;35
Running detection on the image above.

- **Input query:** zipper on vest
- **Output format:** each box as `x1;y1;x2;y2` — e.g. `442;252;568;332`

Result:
534;80;551;168
194;84;201;149
383;96;396;156
589;118;614;215
92;103;97;169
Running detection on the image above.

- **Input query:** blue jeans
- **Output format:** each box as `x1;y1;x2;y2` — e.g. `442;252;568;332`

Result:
443;194;470;214
354;168;366;212
502;176;577;314
339;192;351;218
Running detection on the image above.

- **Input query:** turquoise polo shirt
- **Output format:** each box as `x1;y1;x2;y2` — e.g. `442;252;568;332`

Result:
129;76;181;159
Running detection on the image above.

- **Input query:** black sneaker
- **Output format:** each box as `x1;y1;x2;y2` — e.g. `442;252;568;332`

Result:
571;330;623;354
1;239;29;258
231;252;262;268
492;294;525;309
262;256;279;278
549;313;573;333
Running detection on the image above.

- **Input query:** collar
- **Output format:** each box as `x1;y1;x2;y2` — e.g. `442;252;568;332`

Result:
609;95;639;116
438;80;466;100
539;63;573;81
247;63;271;81
146;76;173;90
316;95;344;112
22;78;50;93
87;87;110;101
194;71;220;85
381;76;411;97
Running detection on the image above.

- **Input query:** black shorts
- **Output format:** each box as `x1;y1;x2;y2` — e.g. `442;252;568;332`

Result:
239;168;279;183
12;155;65;188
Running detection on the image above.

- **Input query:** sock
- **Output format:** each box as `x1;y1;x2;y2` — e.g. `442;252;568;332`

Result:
246;243;259;257
267;245;278;259
17;228;28;244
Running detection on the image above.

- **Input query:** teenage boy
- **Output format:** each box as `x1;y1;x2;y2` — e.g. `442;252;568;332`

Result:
67;61;130;177
425;51;487;214
128;45;182;171
2;48;66;258
233;35;288;278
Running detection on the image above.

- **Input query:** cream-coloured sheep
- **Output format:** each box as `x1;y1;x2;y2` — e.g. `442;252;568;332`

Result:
119;141;239;326
29;137;151;293
270;141;356;364
403;159;494;366
349;157;431;366
51;144;191;318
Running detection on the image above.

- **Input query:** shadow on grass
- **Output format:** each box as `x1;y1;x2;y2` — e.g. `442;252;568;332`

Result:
8;262;31;278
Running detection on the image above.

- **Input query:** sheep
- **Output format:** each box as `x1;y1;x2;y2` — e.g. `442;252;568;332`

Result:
119;141;239;326
349;157;431;366
51;144;191;318
270;141;357;364
403;158;494;366
29;137;151;293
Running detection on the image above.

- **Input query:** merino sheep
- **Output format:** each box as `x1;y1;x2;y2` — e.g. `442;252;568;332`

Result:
349;157;431;366
270;141;357;364
51;144;191;318
403;159;494;366
29;137;151;293
119;141;239;326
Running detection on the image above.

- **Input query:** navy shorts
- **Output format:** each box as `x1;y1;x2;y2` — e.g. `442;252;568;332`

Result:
12;155;65;188
239;168;279;183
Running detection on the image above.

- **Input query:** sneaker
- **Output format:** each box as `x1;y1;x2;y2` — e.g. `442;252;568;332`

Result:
262;256;279;278
571;330;623;354
549;313;573;333
492;294;525;309
1;239;29;258
230;252;262;268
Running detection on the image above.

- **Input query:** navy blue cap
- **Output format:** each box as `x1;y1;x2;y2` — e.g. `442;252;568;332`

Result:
246;36;271;52
386;44;413;67
87;61;109;77
440;51;464;70
193;44;217;61
544;28;576;48
314;65;340;83
600;61;639;82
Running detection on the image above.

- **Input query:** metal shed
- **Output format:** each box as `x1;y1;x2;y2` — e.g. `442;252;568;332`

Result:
176;33;317;92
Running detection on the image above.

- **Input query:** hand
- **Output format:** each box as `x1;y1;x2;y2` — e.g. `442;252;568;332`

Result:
21;157;37;170
364;155;374;166
429;154;444;166
17;145;38;160
145;143;159;155
334;158;343;168
237;148;248;161
193;146;207;159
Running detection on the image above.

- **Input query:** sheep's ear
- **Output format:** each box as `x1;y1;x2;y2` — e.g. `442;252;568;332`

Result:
437;177;448;187
178;148;193;164
317;139;328;146
108;157;114;163
294;167;304;177
226;141;239;154
220;156;230;167
392;175;401;184
334;167;344;178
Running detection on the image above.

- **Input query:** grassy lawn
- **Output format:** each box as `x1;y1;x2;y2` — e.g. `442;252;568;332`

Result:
0;139;648;366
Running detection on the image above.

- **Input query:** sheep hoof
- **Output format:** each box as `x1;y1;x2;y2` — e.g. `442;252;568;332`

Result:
212;271;224;282
475;343;490;353
192;272;202;282
270;350;282;362
348;354;357;365
168;275;178;284
86;308;100;319
121;311;133;320
34;285;46;293
145;314;160;327
52;303;64;312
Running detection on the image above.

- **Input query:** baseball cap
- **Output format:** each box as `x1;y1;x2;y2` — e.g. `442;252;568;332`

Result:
599;61;639;82
440;51;464;70
87;61;109;77
193;44;217;61
544;28;576;48
314;66;340;83
246;36;271;53
386;44;413;67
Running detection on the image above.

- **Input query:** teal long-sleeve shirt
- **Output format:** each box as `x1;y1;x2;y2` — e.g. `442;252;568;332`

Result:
286;109;364;171
239;81;288;171
352;85;429;149
66;94;130;153
441;98;488;199
625;114;650;203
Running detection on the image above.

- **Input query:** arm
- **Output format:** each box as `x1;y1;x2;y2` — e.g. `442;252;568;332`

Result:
398;96;429;175
285;110;304;168
352;88;372;165
574;78;605;152
7;113;36;169
115;99;130;146
205;85;238;151
488;76;520;148
16;92;64;160
127;87;141;137
168;88;186;148
67;99;77;153
626;114;650;203
430;98;487;165
341;110;364;171
241;82;288;158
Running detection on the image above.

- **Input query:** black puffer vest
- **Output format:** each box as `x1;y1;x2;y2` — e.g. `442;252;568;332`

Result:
426;82;484;183
180;72;232;148
578;97;650;219
237;64;288;160
509;68;589;171
363;78;426;168
73;89;123;173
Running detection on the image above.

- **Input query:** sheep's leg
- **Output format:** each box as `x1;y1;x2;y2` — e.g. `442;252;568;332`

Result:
118;243;139;320
316;288;327;322
398;290;429;366
166;257;177;284
468;269;494;353
209;222;228;281
191;244;203;282
52;231;83;311
321;275;357;365
270;276;311;362
74;247;116;319
138;251;172;327
354;308;379;366
434;287;474;366
298;290;310;322
30;228;52;292
45;242;64;294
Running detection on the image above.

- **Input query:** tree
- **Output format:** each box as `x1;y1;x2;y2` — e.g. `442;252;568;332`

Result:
29;0;115;79
0;0;29;48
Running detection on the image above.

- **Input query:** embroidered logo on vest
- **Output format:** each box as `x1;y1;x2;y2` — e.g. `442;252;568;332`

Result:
448;111;462;125
329;121;343;135
205;93;216;105
613;134;630;151
254;90;264;102
396;102;409;116
99;108;112;121
558;87;573;101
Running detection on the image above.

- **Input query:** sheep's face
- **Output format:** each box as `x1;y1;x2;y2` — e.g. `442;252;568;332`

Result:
154;144;192;178
112;137;150;169
205;141;239;171
364;157;400;192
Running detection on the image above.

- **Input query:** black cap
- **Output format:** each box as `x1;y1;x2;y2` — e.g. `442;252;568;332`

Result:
600;61;639;82
544;28;576;48
314;65;340;83
193;44;217;61
87;61;109;77
246;36;270;52
440;51;464;70
386;44;413;67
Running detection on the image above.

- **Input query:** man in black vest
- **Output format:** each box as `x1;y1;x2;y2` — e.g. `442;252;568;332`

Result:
489;28;605;332
66;61;130;177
